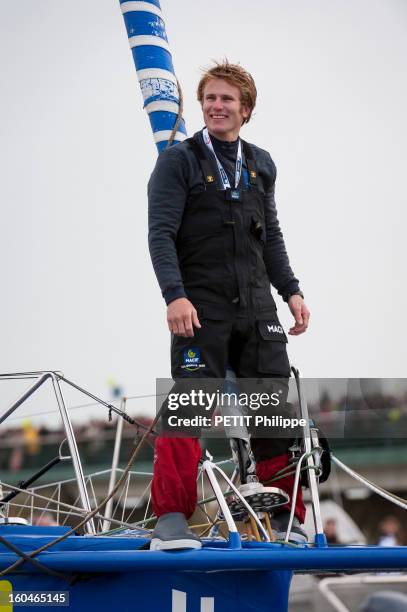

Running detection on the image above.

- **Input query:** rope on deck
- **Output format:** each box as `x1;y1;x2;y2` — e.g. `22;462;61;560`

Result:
332;454;407;511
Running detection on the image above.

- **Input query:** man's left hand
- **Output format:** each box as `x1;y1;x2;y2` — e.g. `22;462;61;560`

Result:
288;295;310;335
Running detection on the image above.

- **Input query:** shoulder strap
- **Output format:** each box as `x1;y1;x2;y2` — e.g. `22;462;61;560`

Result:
241;140;258;187
186;137;220;189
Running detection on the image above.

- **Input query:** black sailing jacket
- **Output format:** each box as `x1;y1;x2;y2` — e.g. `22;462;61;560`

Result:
148;130;300;307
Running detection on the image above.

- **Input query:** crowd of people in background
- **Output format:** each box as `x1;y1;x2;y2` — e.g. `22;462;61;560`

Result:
1;394;406;548
322;516;405;546
317;387;407;417
1;385;407;470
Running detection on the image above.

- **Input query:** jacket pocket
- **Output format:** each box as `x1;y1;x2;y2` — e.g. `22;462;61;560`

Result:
256;316;290;376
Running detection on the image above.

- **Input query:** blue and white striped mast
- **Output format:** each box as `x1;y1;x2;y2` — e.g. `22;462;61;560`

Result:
119;0;187;152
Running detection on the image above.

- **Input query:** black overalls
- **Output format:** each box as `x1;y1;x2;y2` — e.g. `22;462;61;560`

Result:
151;134;306;522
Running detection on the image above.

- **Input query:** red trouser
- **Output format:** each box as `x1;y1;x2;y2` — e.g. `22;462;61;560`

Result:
151;436;305;523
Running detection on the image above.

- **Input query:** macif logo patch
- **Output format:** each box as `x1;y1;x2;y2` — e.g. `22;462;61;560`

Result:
181;348;206;372
267;324;284;334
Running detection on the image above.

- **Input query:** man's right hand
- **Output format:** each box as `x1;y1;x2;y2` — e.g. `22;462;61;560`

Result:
167;298;202;337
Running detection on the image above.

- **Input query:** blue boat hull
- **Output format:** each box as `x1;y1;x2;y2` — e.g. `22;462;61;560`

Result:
2;526;407;611
4;569;292;611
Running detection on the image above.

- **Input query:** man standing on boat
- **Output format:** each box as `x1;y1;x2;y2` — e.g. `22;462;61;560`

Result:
148;61;310;549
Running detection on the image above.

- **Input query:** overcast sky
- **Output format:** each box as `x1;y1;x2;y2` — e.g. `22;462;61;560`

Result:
1;0;406;425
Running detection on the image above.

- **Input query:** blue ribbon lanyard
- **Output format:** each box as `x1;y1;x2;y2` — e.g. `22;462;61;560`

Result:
203;127;242;191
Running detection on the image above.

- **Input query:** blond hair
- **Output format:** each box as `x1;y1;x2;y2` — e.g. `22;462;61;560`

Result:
197;60;257;124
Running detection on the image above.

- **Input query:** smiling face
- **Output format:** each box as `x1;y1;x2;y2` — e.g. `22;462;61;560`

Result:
202;78;249;142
